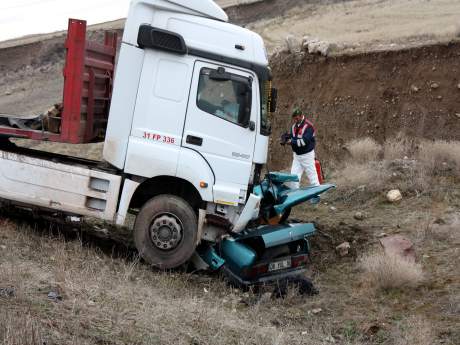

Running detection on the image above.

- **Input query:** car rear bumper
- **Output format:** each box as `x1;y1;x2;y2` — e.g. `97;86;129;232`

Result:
222;264;308;286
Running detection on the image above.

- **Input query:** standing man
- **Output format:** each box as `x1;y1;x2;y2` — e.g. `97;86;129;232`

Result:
289;108;320;188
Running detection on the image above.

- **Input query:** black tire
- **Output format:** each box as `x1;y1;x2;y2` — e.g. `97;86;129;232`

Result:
134;195;197;269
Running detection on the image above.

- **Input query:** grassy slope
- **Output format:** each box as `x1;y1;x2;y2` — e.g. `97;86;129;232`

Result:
1;139;459;345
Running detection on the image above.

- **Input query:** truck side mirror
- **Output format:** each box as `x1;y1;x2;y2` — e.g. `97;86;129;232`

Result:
269;88;278;113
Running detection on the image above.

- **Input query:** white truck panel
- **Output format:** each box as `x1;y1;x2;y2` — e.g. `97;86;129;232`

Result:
166;15;267;67
131;51;193;138
253;132;269;164
0;150;121;221
124;136;180;177
103;43;144;169
116;178;141;226
123;0;228;48
213;182;246;206
176;149;215;202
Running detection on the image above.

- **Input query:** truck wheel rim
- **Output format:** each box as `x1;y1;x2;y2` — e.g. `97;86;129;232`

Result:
149;213;183;251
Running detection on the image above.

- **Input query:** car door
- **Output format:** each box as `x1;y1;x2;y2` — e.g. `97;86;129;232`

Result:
182;61;258;205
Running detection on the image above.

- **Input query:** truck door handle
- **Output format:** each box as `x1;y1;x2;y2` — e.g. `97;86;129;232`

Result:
186;135;203;146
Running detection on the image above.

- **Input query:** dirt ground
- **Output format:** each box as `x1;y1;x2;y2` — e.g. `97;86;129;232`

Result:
1;147;459;344
235;0;460;54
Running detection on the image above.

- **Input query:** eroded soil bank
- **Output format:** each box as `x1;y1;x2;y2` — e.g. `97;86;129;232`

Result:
269;41;460;170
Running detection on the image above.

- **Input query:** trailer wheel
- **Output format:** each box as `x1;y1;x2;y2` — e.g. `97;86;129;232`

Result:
134;195;197;269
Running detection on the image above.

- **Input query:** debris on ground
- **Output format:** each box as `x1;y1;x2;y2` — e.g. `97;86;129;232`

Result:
302;36;336;56
336;242;351;256
379;235;415;262
354;211;365;220
324;335;336;343
0;103;63;133
386;189;402;202
311;308;322;314
0;287;15;298
47;291;63;302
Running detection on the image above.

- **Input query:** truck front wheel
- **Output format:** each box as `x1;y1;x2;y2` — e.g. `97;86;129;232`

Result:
134;195;197;269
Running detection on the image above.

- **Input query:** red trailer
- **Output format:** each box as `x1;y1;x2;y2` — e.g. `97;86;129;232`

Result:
0;19;118;144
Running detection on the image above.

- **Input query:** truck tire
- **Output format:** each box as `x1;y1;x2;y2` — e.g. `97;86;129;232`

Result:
134;195;197;269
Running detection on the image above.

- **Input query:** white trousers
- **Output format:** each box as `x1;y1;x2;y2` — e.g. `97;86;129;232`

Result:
290;150;320;189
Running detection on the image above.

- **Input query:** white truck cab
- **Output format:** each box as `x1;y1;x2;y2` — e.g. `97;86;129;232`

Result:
104;0;272;211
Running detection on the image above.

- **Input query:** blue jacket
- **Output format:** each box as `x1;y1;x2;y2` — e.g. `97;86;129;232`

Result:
290;118;316;155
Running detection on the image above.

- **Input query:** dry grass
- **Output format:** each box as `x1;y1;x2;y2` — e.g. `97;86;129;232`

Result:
427;214;460;243
345;138;382;163
0;312;43;345
359;251;424;292
416;140;460;178
332;137;460;199
334;161;388;191
1;221;360;345
383;135;416;160
393;316;435;345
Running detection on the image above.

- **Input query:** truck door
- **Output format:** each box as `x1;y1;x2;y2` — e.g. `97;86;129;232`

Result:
183;61;257;205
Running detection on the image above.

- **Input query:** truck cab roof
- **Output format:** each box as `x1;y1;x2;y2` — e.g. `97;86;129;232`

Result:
123;0;268;68
152;0;229;22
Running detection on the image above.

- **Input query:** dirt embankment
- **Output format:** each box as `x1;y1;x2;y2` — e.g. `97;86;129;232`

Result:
269;41;460;170
225;0;351;25
0;29;123;116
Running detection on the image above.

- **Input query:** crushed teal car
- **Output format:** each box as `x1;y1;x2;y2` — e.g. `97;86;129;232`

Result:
197;172;335;288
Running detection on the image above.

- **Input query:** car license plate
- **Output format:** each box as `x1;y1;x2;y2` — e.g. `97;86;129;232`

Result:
269;258;292;272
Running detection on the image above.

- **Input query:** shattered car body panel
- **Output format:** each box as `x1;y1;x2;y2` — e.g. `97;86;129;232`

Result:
198;173;335;286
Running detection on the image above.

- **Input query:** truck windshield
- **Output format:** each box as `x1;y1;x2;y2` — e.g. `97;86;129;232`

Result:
260;80;271;136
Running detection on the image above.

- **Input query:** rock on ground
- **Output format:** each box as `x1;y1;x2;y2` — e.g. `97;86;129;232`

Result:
285;35;301;53
379;235;416;262
302;36;337;56
354;211;365;220
336;242;351;256
386;189;402;202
